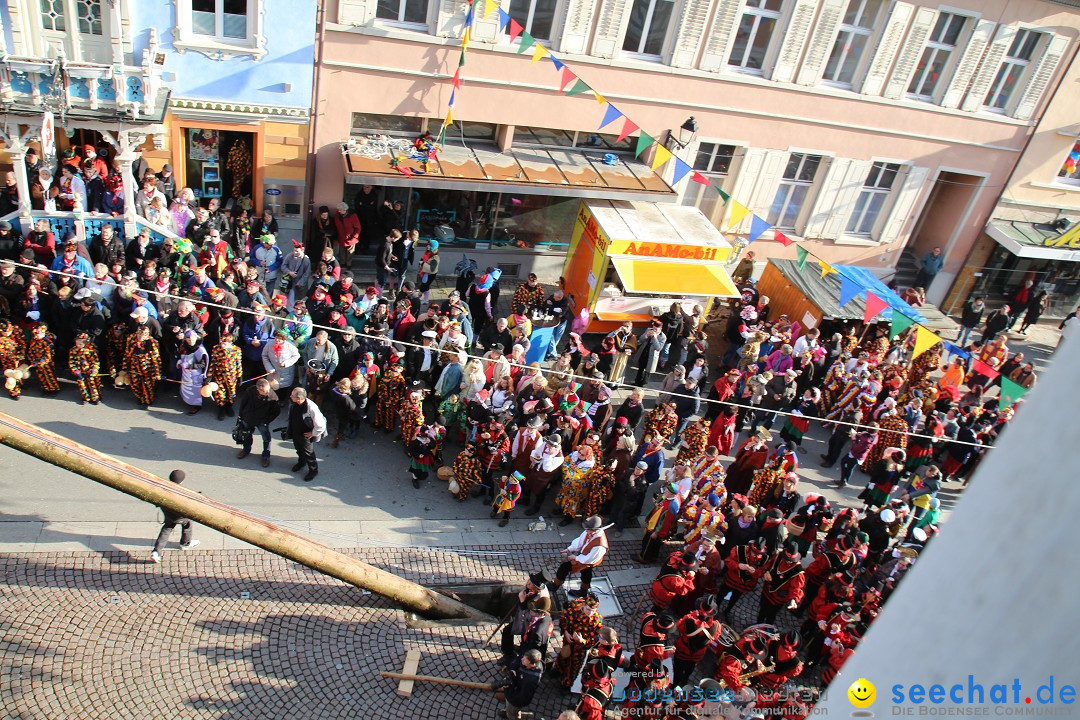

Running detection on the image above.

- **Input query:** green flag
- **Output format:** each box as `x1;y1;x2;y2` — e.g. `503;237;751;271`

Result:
998;377;1028;410
566;78;590;95
717;188;731;203
635;132;655;158
516;32;535;54
458;51;466;67
795;246;808;271
889;312;915;339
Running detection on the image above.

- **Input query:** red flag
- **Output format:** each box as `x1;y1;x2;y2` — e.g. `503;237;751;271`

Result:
508;18;523;43
863;291;888;324
691;171;710;185
616;117;639;143
559;66;576;92
971;359;1000;380
774;231;793;247
451;69;461;88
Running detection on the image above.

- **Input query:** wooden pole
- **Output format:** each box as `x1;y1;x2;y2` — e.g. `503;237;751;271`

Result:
380;672;494;691
0;412;490;621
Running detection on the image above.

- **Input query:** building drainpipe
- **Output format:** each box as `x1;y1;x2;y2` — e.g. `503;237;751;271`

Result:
304;0;327;220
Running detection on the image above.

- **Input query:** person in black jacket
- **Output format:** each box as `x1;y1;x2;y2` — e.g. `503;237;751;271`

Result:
88;224;125;270
0;220;23;262
150;470;200;563
956;296;985;347
236;378;281;466
980;304;1010;344
493;649;543;719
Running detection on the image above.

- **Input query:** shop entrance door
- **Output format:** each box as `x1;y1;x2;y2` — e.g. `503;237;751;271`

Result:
179;126;257;210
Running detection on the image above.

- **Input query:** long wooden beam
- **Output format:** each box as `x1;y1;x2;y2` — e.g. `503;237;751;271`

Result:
0;411;490;621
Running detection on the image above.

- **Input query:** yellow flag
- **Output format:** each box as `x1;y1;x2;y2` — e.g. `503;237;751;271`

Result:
461;28;470;49
912;325;941;360
819;260;837;278
727;201;750;230
651;144;673;172
484;0;499;19
444;109;454;126
531;43;549;64
593;92;606;104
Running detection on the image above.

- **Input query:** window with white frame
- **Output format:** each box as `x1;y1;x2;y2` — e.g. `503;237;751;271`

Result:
983;29;1041;112
768;153;822;230
682;143;737;220
847;162;900;236
907;12;967;99
622;0;675;57
35;0;112;63
40;0;67;32
508;0;558;42
728;0;783;73
1056;139;1080;187
376;0;430;26
174;0;264;59
823;0;884;87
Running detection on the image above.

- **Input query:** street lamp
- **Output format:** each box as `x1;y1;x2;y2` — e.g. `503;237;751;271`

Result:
666;116;698;150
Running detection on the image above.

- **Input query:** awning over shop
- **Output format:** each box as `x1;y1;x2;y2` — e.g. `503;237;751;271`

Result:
610;257;740;298
767;259;928;323
986;219;1080;261
342;139;676;202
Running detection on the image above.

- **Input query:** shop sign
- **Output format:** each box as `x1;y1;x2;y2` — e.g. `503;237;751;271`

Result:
577;204;609;254
610;240;722;261
1044;222;1080;249
265;188;282;196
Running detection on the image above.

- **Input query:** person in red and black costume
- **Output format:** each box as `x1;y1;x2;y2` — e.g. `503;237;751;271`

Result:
717;537;768;616
575;657;615;720
672;595;723;688
755;630;804;700
804;604;861;668
592;626;631;674
648;550;699;615
820;627;861;686
713;635;768;692
757;540;805;625
801;571;855;639
798;533;857;613
622;659;671;718
629;610;675;693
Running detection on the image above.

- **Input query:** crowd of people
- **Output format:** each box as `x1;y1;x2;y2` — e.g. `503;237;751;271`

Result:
0;149;1056;718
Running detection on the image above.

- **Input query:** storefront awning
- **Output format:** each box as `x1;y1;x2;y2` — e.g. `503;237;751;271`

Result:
986;219;1080;261
342;140;677;202
610;257;740;298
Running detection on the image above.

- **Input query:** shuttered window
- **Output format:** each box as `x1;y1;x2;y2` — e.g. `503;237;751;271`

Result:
983;29;1040;112
728;0;782;73
377;0;429;25
907;11;967;99
822;0;883;87
508;0;558;41
682;143;736;221
846;162;899;236
768;153;823;230
622;0;675;57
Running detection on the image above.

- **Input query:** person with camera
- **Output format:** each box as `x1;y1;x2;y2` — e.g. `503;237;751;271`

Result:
235;377;281;467
279;240;312;308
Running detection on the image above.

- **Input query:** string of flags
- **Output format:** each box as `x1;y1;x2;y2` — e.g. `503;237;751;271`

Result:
436;1;1029;410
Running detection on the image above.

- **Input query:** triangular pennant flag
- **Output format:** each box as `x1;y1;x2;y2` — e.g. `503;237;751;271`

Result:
484;0;498;18
819;260;837;278
864;291;888;324
593;92;606;104
458;51;466;67
448;90;456;107
774;231;793;247
796;245;809;271
599;103;623;130
451;69;461;88
461;27;471;49
549;55;565;71
516;31;535;54
944;342;970;359
566;79;591;95
692;171;710;185
559;66;576;92
998;377;1028;410
970;358;1000;380
651;144;673;172
839;274;864;308
616;117;639;143
531;42;549;64
748;215;770;243
889;312;915;339
727;201;750;231
717;188;731;203
634;132;655;158
508;18;523;42
497;8;510;30
444;108;454;126
671;158;693;186
464;8;473;27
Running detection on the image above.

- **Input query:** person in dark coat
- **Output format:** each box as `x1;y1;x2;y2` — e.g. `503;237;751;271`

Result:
150;470;200;563
981;305;1011;343
724;503;760;549
492;648;544;720
235;378;281;466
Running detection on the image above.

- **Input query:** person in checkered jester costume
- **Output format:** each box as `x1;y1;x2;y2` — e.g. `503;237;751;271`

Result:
0;320;26;399
643;403;678;446
123;324;162;408
26;322;59;395
68;332;102;405
511;273;545;314
552;591;603;689
399;382;424;447
208;333;242;419
372;362;405;432
674;415;709;465
450;445;483;501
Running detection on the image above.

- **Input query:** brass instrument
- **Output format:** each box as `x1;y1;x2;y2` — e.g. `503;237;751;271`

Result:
739;663;775;683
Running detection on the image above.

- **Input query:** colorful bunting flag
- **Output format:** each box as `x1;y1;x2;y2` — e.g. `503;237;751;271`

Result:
451;69;461;88
593;91;606;104
864;291;888;324
651;144;673;172
796;246;808;271
634;132;655;158
461;27;471;49
566;79;591;96
599;103;623;130
444;108;454;126
531;43;549;64
748;215;770;244
944;342;969;359
970;359;1000;380
717;188;731;203
516;31;535;54
818;260;837;278
616;118;638;143
508;18;523;42
889;312;915;339
912;326;941;360
484;0;498;19
998;377;1028;410
549;55;565;71
839;274;864;308
559;67;577;92
496;8;510;30
448;90;456;107
774;231;793;247
671;157;692;186
691;171;711;185
727;201;750;230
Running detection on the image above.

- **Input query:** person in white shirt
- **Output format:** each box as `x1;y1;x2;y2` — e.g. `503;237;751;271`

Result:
550;515;608;598
792;327;820;358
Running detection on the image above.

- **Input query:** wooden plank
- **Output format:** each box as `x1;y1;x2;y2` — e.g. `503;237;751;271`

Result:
396;649;421;698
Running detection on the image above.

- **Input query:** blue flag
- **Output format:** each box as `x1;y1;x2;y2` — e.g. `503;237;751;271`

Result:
599;103;623;130
839;274;864;308
671;158;693;186
748;215;770;243
944;342;970;359
550;55;565;71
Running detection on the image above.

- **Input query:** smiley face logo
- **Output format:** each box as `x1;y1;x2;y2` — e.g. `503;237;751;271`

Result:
848;678;877;709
